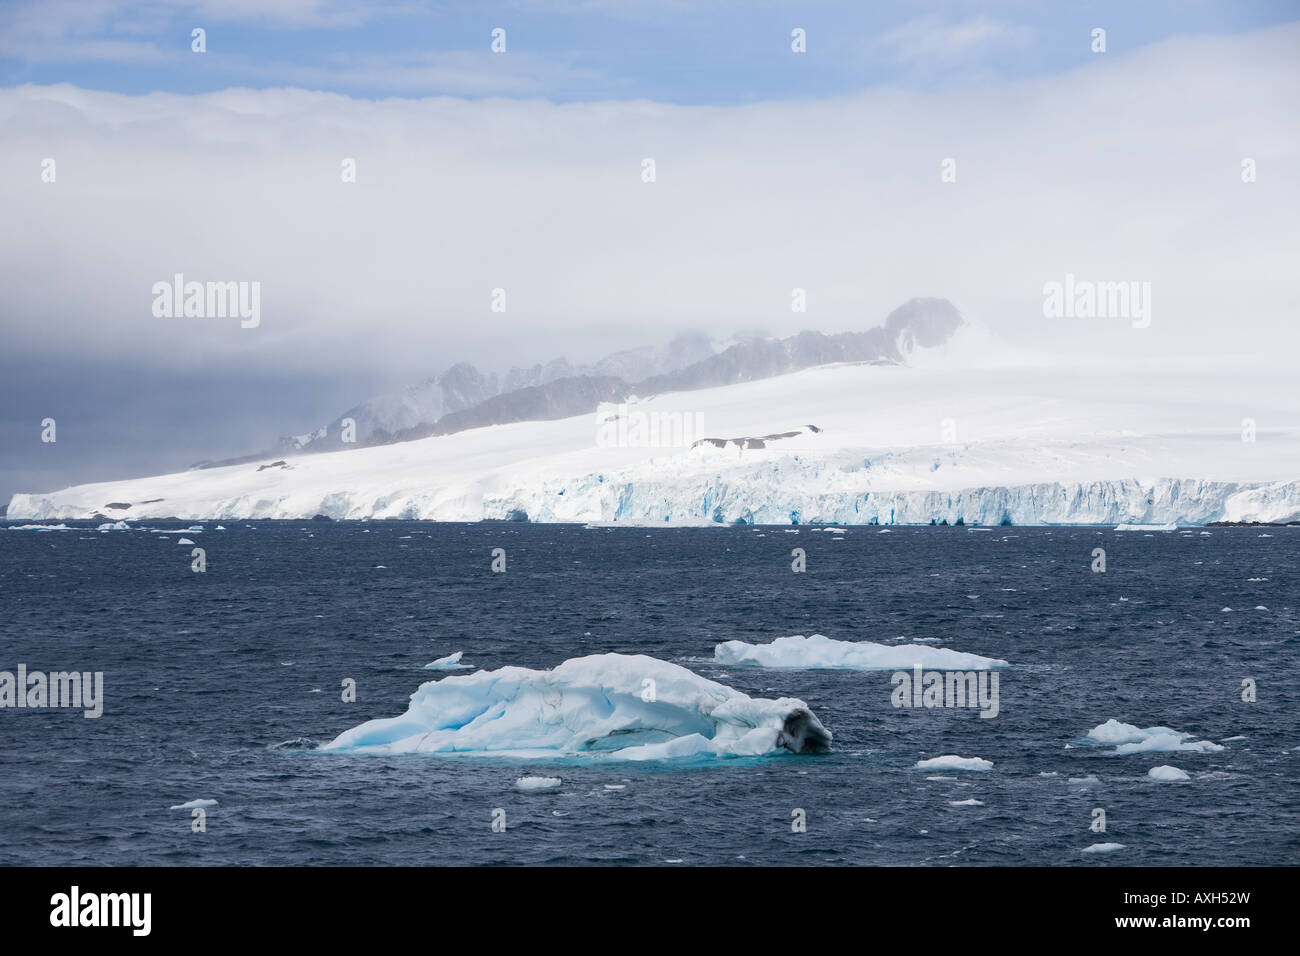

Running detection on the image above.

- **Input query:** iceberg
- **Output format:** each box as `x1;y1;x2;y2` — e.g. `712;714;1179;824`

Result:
1084;719;1224;754
914;755;993;772
423;650;471;670
169;798;218;810
1147;765;1190;781
322;653;832;760
1081;843;1126;854
714;633;1007;670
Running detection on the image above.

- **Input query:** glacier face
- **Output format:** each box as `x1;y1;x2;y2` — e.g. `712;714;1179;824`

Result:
320;653;832;760
7;357;1299;525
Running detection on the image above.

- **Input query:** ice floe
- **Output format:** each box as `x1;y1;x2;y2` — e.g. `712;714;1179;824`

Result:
1147;765;1190;781
424;650;472;670
322;652;831;760
914;755;993;772
1084;719;1224;754
713;633;1007;670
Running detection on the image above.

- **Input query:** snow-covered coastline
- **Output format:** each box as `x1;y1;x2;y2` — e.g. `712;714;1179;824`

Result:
8;358;1299;526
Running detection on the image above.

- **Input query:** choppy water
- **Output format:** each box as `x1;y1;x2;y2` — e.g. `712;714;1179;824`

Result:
1;520;1296;865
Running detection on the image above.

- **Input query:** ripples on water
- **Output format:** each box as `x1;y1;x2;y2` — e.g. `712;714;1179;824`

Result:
0;521;1295;865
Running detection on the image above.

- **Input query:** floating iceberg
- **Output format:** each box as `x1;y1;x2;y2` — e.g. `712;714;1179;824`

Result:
714;634;1007;670
1084;719;1224;754
322;653;831;760
1081;843;1126;854
515;776;562;791
1115;522;1177;531
914;755;993;772
169;798;217;810
1148;765;1190;781
424;650;471;670
96;521;130;531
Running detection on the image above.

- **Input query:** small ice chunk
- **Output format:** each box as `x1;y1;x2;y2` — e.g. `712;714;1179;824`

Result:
169;798;217;810
424;650;471;670
1147;765;1190;781
1084;719;1224;754
514;776;562;792
1082;842;1126;853
915;755;993;772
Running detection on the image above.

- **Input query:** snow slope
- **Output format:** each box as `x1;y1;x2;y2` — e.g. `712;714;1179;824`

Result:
8;345;1299;525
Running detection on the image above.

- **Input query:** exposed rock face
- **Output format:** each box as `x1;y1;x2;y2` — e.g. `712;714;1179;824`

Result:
394;376;630;440
191;299;964;468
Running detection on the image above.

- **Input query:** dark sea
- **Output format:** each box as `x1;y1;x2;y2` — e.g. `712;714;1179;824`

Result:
1;520;1296;866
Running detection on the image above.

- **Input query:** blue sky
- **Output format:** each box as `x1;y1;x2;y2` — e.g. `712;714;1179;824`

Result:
2;0;1296;102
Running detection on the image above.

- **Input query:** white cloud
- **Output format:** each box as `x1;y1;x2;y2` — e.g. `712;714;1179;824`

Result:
0;22;1296;381
878;15;1034;66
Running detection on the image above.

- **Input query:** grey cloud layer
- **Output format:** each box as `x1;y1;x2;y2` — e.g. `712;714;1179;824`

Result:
0;22;1296;383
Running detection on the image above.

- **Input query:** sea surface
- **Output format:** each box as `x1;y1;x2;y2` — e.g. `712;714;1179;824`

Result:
1;520;1296;866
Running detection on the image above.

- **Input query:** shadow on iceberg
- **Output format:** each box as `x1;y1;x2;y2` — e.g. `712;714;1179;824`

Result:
320;653;831;760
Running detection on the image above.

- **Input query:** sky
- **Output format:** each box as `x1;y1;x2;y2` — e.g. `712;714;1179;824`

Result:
1;0;1297;502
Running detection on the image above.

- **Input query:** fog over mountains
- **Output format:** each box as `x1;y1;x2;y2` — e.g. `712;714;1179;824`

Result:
195;298;964;468
11;290;1298;527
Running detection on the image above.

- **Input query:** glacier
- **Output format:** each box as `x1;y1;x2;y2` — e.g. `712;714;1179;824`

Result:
7;350;1299;526
714;634;1008;670
320;653;832;760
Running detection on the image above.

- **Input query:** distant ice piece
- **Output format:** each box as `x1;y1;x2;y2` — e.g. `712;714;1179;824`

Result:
322;653;832;760
169;798;217;810
177;537;195;545
715;633;1007;670
1081;843;1126;854
914;755;993;772
515;776;562;791
1115;522;1177;531
1085;719;1224;754
424;650;472;670
96;521;130;531
1148;765;1190;781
